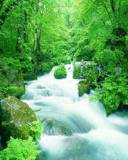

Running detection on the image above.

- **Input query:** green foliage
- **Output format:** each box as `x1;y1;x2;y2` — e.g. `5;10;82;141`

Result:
38;62;53;74
83;64;98;85
0;0;75;100
73;64;81;79
1;0;128;116
0;137;39;160
97;75;128;114
73;62;97;87
78;80;90;96
73;0;128;113
76;47;95;61
30;120;44;141
54;64;67;79
8;85;25;98
0;57;21;70
0;57;25;99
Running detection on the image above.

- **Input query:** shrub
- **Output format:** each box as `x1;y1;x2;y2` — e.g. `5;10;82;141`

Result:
82;64;98;88
39;62;53;74
0;57;21;70
73;64;81;79
0;137;39;160
54;64;67;79
76;47;95;61
52;55;71;65
30;120;44;141
78;80;91;96
97;75;128;114
7;85;25;98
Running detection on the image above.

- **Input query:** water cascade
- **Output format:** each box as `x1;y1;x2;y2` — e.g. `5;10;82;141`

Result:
23;64;128;160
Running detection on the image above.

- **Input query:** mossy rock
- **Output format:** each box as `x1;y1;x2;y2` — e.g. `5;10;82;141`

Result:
78;80;91;96
54;64;67;79
0;96;40;145
43;118;72;135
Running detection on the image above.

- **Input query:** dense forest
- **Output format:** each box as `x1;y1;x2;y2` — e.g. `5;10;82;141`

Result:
0;0;128;160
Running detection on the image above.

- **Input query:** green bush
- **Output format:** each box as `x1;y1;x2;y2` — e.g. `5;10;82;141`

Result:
73;64;81;79
8;85;25;98
30;120;44;141
38;62;53;74
54;64;67;79
0;56;25;99
82;64;98;88
76;47;95;61
23;73;37;81
0;57;21;70
0;137;39;160
78;80;91;96
97;75;128;114
94;49;124;72
73;62;98;84
52;55;71;65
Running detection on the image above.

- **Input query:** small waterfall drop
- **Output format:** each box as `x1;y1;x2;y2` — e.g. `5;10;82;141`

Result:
23;64;128;160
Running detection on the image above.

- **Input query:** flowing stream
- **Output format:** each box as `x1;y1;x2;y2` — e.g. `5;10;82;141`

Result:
23;64;128;160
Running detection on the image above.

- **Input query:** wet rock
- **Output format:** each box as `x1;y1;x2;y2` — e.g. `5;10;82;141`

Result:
42;118;72;136
0;96;39;145
37;85;45;90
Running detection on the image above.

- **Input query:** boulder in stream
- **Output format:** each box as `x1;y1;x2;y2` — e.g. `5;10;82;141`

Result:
42;118;72;135
0;96;41;145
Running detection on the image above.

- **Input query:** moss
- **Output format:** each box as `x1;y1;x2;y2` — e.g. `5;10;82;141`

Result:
54;64;67;79
78;80;90;96
0;96;42;145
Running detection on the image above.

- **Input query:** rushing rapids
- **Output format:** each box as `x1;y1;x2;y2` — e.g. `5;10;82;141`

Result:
23;64;128;160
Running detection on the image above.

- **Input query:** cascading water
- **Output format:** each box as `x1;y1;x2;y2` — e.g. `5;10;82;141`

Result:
23;64;128;160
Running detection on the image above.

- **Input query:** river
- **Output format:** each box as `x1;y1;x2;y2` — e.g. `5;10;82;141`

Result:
23;64;128;160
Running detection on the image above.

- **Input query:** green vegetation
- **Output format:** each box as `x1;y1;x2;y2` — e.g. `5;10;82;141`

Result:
1;0;128;158
0;0;73;99
0;97;43;159
0;0;128;113
73;64;81;79
97;75;128;114
0;137;38;160
78;80;90;96
72;0;128;113
54;64;67;79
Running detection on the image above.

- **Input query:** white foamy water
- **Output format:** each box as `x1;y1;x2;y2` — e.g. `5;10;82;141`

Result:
23;64;128;160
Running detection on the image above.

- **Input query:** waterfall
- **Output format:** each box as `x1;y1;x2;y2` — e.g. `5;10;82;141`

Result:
23;64;128;160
